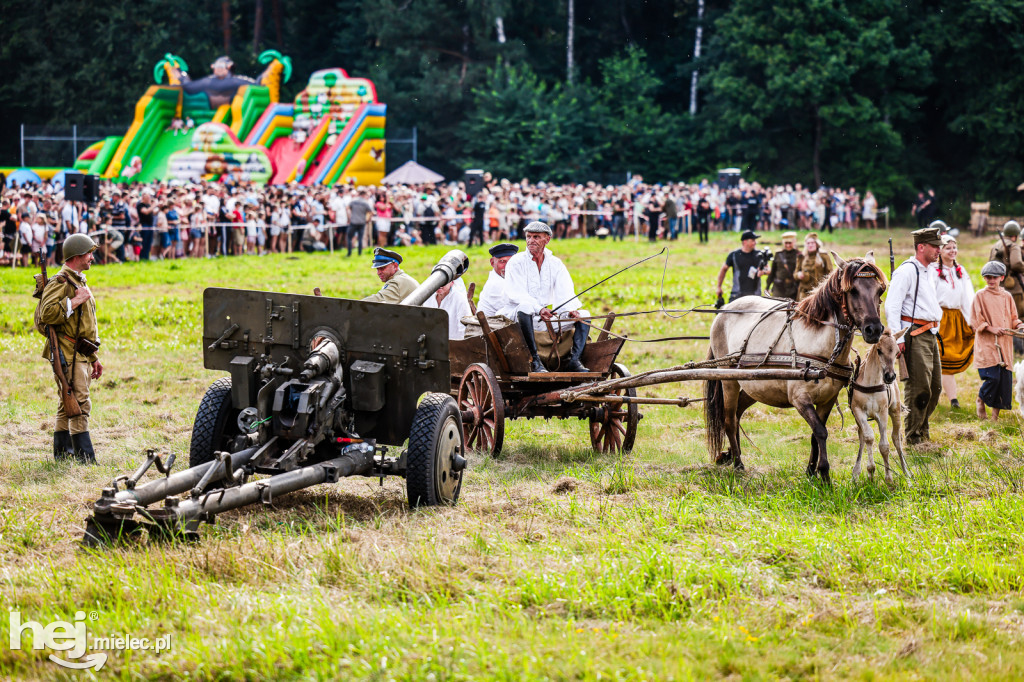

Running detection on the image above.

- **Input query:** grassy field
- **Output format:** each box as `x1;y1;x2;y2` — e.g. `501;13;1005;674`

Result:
2;228;1023;680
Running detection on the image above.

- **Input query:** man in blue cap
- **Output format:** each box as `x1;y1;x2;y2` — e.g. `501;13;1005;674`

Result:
478;242;519;321
362;247;419;304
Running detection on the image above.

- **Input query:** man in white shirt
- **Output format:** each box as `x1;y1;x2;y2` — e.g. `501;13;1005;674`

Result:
884;225;943;444
477;243;518;321
506;221;589;373
423;278;472;340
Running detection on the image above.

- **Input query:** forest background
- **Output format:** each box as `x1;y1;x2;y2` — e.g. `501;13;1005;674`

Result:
1;0;1023;218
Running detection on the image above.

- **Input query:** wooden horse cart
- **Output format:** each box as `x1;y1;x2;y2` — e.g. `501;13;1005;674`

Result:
450;312;642;457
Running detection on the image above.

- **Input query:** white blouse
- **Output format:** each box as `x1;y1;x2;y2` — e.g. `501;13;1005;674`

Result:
929;261;974;325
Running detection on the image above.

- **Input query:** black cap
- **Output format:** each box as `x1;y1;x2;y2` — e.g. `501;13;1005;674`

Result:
741;230;760;241
488;243;519;258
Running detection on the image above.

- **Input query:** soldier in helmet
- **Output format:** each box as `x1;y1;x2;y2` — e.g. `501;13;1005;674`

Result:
362;247;419;304
37;233;103;463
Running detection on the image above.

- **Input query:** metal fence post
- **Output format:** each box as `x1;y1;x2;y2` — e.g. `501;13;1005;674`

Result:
20;124;25;167
412;126;417;162
73;124;78;160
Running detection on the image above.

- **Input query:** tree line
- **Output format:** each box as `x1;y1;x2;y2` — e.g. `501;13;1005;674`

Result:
1;0;1022;213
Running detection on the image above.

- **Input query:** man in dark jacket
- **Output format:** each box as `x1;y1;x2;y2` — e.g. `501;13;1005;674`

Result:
766;231;800;300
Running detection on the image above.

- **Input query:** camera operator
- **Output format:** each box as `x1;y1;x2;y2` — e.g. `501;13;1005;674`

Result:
716;230;770;305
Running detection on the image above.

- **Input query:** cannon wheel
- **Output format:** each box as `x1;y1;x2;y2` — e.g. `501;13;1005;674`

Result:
189;377;242;468
407;393;465;507
590;363;639;455
457;363;505;457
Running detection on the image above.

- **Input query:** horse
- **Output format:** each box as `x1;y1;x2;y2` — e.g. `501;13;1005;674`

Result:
849;328;910;483
703;253;887;483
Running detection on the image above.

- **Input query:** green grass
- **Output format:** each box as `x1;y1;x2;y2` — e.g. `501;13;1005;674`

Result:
2;229;1024;680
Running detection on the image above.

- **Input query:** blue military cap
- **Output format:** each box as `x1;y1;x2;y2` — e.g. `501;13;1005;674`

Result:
371;247;402;268
488;243;519;258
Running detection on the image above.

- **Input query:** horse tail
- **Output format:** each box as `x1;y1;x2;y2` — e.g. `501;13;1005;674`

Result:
703;348;725;459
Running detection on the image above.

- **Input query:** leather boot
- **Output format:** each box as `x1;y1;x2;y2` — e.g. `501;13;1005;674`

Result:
565;322;590;373
53;430;74;461
71;431;97;465
518;312;548;373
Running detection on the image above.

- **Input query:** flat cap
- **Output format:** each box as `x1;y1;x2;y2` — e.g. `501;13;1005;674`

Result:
981;260;1007;277
371;247;402;268
488;243;519;258
780;231;797;241
912;227;943;247
524;221;552;235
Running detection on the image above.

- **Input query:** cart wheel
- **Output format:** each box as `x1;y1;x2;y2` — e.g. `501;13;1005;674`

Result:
407;393;466;507
590;363;639;454
457;363;505;457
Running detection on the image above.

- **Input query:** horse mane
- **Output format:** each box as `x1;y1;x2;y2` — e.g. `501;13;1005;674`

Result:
795;258;888;326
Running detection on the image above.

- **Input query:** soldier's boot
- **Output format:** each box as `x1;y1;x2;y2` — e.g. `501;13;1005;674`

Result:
71;432;97;465
565;323;590;373
518;312;548;373
53;430;74;462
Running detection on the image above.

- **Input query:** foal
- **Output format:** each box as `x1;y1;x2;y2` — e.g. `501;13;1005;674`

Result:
849;328;911;483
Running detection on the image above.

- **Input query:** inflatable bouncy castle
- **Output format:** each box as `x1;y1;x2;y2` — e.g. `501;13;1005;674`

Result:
74;52;386;186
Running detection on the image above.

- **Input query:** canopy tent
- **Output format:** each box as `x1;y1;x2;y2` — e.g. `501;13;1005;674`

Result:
381;160;444;185
5;168;41;187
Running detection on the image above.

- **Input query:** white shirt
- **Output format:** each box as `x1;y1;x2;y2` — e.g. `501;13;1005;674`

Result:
505;248;586;331
422;278;472;340
478;270;517;320
202;194;220;215
929;262;974;325
885;257;942;334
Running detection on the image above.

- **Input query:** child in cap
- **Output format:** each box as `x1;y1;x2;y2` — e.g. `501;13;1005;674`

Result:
970;260;1024;421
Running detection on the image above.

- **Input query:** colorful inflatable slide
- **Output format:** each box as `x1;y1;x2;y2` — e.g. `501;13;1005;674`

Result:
75;53;385;186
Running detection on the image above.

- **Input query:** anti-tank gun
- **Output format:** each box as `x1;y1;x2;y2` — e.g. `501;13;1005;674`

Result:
85;251;470;545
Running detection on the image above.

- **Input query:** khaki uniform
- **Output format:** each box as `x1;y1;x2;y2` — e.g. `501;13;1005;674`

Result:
795;251;833;301
38;266;99;434
766;249;800;300
362;270;419;304
989;239;1024;318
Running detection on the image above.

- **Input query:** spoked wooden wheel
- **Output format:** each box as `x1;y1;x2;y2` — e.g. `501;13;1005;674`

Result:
590;363;639;454
457;363;505;457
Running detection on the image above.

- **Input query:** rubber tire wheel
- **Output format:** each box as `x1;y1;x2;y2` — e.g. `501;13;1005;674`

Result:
589;363;639;455
189;377;241;468
406;393;465;507
458;363;505;457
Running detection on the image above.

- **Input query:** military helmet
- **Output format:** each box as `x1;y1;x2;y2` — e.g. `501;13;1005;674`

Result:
63;233;98;259
928;220;949;232
1003;220;1021;238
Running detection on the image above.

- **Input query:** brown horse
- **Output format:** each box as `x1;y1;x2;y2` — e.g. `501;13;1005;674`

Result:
703;253;887;482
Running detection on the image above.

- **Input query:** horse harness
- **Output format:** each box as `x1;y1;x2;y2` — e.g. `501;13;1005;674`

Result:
730;260;884;384
733;299;856;383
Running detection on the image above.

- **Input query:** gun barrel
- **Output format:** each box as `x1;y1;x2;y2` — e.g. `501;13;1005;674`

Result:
152;444;375;527
400;250;470;306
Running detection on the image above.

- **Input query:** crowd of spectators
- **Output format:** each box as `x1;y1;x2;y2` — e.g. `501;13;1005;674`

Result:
0;173;892;268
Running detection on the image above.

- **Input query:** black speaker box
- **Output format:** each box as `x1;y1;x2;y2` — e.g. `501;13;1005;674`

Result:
65;172;100;203
464;170;485;198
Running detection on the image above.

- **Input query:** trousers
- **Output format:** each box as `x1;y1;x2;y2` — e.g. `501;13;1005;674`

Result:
903;329;942;442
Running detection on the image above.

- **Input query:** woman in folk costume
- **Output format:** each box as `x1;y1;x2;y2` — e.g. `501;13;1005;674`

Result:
795;232;833;300
929;234;975;409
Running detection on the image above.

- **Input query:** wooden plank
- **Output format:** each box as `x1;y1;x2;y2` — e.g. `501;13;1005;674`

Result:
467;282;478;315
492;323;533;375
477;311;512;375
449;337;489;377
580;337;625;375
595;313;616;342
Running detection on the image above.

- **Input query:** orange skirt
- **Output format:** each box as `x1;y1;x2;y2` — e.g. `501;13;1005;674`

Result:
939;308;974;375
